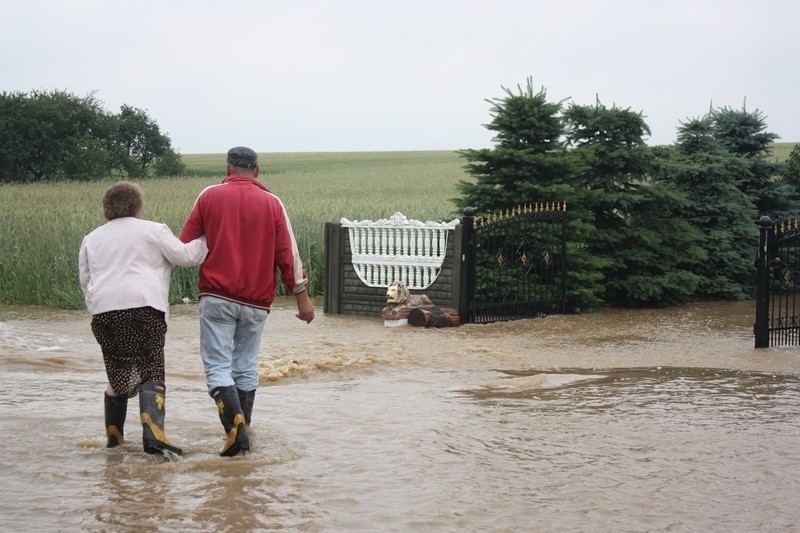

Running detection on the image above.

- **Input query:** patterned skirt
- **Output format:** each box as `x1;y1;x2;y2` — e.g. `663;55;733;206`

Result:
91;306;167;398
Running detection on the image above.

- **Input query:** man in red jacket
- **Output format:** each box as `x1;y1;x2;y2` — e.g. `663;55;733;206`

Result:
180;146;315;457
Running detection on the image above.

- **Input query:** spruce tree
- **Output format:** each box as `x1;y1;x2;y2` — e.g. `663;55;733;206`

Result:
456;79;576;211
711;105;798;220
455;79;603;311
655;117;758;300
563;102;705;306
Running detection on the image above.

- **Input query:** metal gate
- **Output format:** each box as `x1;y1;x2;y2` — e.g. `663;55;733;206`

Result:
755;215;799;347
459;203;567;324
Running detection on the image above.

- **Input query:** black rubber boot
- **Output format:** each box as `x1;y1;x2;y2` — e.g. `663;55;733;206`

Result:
237;388;256;427
212;385;250;457
104;392;127;448
139;382;183;457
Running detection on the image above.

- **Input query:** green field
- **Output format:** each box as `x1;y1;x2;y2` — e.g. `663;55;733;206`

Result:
767;141;797;162
0;151;469;308
1;144;796;309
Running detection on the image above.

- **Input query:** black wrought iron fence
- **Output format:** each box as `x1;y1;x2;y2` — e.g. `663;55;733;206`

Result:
459;203;568;324
755;215;799;348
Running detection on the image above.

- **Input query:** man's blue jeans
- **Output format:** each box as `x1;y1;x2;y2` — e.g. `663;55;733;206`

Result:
199;296;268;393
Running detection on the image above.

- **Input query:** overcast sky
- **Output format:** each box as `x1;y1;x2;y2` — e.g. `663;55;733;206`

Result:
2;0;798;154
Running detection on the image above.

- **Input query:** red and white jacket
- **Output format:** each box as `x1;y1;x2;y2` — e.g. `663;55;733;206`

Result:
179;175;308;310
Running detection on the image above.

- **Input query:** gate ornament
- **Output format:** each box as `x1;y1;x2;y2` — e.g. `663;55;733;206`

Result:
474;202;567;229
783;267;794;288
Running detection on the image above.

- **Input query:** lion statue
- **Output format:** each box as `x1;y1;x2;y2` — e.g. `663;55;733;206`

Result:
381;280;433;325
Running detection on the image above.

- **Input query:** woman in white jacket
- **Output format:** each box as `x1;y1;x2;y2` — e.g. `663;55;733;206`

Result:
79;181;207;457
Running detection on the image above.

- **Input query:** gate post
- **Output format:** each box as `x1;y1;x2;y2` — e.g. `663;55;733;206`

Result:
323;222;343;314
459;207;477;325
754;216;772;348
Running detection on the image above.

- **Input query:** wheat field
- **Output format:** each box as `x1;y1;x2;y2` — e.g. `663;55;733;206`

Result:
0;151;468;308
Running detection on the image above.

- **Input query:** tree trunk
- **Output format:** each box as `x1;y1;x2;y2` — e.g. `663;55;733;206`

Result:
408;306;461;328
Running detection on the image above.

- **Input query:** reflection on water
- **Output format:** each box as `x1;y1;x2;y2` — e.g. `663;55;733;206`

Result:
0;299;799;531
469;366;800;413
455;366;800;531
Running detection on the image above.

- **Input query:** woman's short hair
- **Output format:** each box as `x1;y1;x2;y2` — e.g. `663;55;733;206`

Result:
103;181;144;220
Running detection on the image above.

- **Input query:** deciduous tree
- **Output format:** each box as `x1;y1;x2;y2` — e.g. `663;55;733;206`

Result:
0;90;111;181
0;91;182;182
113;104;173;178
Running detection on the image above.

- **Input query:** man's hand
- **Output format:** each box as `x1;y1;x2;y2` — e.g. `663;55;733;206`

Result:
294;290;315;323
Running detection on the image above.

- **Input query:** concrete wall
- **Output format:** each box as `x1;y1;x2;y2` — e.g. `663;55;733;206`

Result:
324;222;464;317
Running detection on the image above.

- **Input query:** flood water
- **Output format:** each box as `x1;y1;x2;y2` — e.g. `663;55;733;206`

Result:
1;299;798;532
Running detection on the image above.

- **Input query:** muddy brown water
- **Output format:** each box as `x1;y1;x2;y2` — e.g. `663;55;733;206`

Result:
1;299;798;532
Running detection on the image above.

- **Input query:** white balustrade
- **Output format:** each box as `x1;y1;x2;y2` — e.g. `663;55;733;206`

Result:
340;212;459;290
